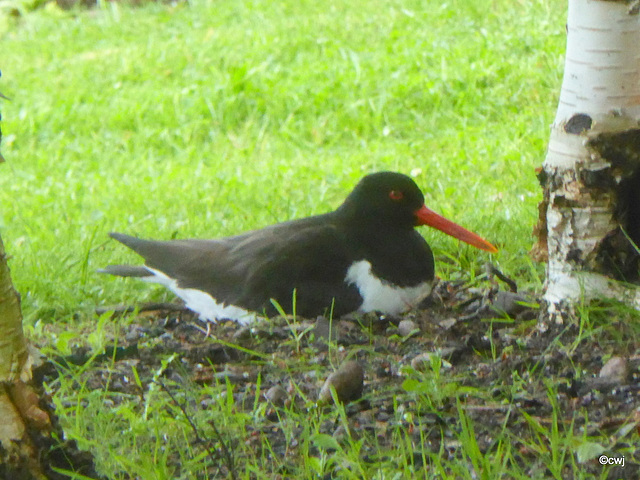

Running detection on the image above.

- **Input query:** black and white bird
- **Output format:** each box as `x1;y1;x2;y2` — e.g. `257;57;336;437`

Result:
100;171;497;324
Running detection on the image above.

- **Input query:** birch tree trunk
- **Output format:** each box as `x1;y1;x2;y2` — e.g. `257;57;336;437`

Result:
532;0;640;324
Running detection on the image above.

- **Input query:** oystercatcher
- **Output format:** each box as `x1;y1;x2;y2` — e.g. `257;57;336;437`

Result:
100;172;497;324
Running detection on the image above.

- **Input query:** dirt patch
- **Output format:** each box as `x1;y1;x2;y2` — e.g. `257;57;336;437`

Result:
34;281;640;478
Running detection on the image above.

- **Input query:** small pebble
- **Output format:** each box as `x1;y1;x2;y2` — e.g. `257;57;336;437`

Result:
410;351;453;371
124;327;144;342
491;291;530;316
213;369;247;384
397;319;418;337
411;352;433;370
313;316;340;344
264;385;288;407
598;356;629;383
318;360;364;404
438;318;457;330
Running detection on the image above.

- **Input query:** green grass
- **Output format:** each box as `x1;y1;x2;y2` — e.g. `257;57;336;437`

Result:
1;0;562;322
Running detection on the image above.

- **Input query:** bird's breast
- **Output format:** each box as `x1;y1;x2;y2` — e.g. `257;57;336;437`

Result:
344;260;432;315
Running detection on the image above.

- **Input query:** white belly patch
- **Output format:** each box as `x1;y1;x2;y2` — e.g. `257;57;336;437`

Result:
141;267;259;325
345;260;431;315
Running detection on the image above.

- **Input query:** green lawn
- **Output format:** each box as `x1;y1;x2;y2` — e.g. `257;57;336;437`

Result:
0;0;586;478
1;0;562;322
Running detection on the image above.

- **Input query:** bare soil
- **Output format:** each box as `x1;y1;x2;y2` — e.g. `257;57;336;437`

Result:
33;280;640;479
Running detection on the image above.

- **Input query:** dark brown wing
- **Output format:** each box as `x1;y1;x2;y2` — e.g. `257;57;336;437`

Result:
106;232;247;303
233;222;362;316
105;214;362;316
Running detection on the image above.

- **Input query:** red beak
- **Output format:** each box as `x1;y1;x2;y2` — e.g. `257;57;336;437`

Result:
414;205;498;253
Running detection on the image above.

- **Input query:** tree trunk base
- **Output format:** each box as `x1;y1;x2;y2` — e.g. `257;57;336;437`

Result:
539;270;640;326
534;121;640;324
0;379;103;480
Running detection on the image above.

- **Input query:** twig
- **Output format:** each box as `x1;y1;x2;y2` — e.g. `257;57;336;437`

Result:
485;263;518;293
95;302;189;317
189;321;212;338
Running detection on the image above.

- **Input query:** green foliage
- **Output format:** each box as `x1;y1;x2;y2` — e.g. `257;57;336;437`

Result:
0;0;562;322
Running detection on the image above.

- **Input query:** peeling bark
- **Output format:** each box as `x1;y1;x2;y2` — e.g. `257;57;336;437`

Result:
0;236;30;384
534;0;640;324
0;223;52;478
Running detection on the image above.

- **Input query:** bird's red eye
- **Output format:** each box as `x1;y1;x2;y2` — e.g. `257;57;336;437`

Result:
389;190;404;201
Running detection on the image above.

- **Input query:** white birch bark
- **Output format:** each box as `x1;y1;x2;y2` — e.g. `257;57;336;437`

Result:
538;0;640;324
